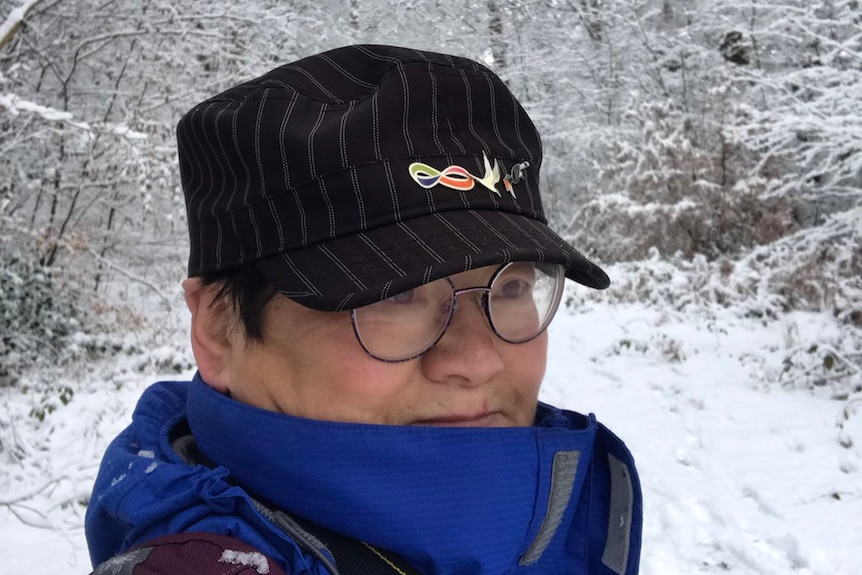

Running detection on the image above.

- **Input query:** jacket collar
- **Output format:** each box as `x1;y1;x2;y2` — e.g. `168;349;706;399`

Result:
187;374;597;575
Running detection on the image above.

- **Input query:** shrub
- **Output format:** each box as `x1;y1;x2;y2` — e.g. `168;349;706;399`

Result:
0;217;89;386
570;101;800;264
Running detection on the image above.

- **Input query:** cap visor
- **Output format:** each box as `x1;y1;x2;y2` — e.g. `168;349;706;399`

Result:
257;209;609;311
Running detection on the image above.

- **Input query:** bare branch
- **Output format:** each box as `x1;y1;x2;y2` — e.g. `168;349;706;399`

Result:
0;477;67;507
86;246;174;312
0;0;43;52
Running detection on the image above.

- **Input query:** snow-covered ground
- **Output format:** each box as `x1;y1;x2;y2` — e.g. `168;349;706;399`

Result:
544;302;861;575
2;280;860;574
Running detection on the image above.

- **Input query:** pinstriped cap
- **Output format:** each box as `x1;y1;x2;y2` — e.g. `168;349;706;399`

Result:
177;44;609;311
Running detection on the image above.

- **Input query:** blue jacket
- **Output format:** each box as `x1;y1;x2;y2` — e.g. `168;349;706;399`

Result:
86;375;642;574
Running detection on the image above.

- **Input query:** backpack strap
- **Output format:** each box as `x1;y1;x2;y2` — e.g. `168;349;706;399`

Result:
91;532;288;575
286;510;423;575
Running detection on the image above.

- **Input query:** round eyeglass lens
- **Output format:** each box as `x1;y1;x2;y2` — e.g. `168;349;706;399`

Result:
351;278;454;362
487;262;564;343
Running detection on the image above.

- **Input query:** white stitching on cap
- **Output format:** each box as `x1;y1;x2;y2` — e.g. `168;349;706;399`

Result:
318;245;367;290
250;88;270;258
497;211;547;253
485;73;516;157
371;90;382;161
521;168;537;214
281;253;322;296
398;61;414;156
278;94;307;245
397;222;445;263
523;217;572;268
339;101;355;169
380;280;394;300
357;233;406;276
278;92;297;191
254;89;269;200
384;160;401;221
349;166;367;230
291;189;308;247
426;61;442;216
228;104;250;212
307;103;326;180
335;293;354;311
317;53;377;88
459;68;489;152
283;64;341;102
444;117;467;155
354;45;399;62
191;103;217;223
266;197;285;252
433;213;481;253
467;211;517;249
182;105;205;215
212;109;233;214
411;48;431;63
510;91;533;164
317;178;336;240
428;62;444;155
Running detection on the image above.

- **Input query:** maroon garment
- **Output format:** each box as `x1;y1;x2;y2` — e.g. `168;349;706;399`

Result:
91;532;289;575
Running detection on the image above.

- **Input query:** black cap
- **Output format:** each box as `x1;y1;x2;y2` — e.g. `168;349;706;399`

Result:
177;44;609;311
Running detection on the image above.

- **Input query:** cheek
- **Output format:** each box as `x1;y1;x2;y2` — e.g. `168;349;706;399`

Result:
504;333;548;421
515;332;548;385
290;339;423;424
329;357;419;403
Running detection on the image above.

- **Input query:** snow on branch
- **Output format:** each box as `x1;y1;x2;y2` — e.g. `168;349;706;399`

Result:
0;92;73;122
0;93;147;140
0;0;42;52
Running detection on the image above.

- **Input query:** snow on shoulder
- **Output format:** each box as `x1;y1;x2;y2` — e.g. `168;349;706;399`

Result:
219;549;271;574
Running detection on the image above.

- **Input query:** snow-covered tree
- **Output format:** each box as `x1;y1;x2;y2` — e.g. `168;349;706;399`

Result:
1;0;859;386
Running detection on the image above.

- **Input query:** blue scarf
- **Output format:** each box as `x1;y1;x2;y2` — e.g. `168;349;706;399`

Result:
87;375;642;574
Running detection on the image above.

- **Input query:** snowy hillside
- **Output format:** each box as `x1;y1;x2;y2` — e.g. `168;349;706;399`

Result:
2;262;859;575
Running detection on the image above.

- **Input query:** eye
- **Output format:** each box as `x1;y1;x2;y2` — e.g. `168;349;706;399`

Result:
498;278;531;298
388;288;416;304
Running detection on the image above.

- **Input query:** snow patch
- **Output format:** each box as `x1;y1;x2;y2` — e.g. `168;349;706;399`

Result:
219;550;270;574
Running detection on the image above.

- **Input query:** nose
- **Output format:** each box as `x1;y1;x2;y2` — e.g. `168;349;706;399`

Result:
420;291;504;386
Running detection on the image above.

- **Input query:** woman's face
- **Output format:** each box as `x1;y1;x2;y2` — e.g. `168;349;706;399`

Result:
186;265;548;427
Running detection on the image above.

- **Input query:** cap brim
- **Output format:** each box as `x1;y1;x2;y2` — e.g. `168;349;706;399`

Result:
256;209;609;311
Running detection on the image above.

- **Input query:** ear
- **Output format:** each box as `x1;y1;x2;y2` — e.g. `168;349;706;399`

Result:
183;277;234;393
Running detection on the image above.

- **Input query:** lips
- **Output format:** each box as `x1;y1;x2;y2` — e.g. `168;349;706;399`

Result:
413;411;507;428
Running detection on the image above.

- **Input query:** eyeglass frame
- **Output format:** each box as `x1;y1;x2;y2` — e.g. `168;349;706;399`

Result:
349;262;566;363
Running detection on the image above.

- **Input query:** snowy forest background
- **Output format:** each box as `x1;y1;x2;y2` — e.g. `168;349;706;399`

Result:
1;0;861;573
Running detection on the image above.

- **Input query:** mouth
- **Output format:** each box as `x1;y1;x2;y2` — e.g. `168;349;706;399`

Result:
413;412;507;428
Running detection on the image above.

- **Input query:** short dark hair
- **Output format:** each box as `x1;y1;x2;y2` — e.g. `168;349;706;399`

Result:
199;265;277;341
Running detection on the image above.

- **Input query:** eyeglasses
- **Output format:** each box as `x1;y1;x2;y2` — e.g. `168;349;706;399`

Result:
350;262;565;362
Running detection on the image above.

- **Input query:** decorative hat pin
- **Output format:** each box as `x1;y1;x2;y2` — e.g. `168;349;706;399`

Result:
408;153;529;200
503;161;530;198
